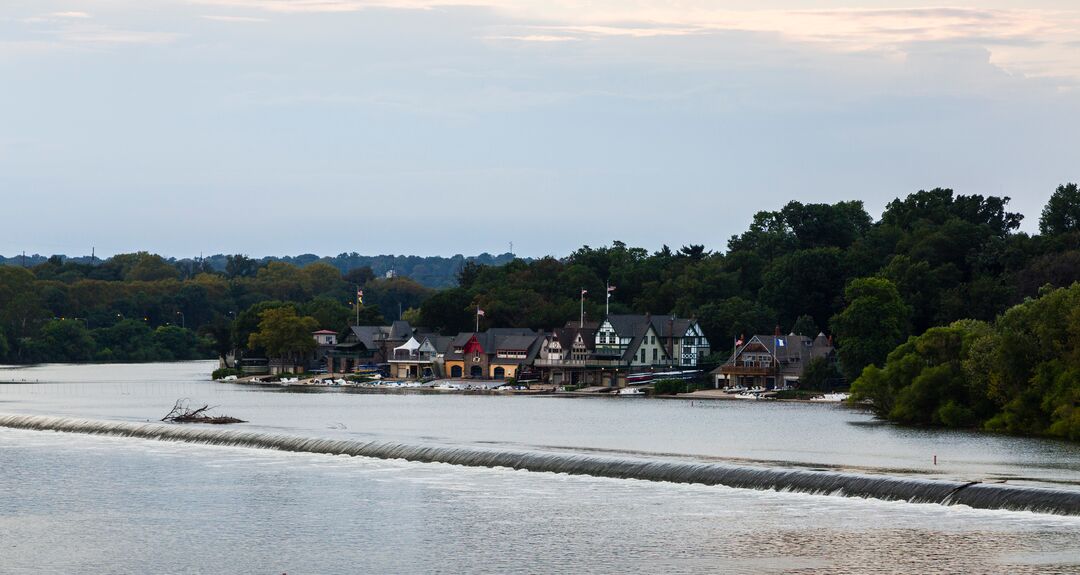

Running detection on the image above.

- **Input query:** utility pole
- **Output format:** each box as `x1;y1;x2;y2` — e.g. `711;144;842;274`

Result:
580;288;587;328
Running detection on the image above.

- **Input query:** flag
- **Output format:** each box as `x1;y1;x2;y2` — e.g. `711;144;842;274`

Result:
581;289;588;296
735;337;744;347
357;289;363;304
776;337;785;348
477;308;485;317
607;285;616;295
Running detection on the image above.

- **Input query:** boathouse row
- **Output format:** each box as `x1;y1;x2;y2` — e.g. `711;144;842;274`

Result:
286;314;714;385
263;314;834;388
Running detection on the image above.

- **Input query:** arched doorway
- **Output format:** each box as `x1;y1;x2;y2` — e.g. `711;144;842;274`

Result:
493;366;505;379
451;365;462;378
470;365;483;378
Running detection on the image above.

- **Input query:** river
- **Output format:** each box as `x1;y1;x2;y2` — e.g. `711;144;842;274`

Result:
1;361;1078;573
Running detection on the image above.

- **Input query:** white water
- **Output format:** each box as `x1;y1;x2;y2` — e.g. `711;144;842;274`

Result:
2;362;1080;572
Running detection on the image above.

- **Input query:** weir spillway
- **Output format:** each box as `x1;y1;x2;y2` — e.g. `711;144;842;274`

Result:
3;413;1079;516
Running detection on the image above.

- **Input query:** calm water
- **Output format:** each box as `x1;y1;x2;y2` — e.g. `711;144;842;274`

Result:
2;362;1080;573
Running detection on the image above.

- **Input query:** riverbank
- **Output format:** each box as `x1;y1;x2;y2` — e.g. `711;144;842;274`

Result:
224;374;854;403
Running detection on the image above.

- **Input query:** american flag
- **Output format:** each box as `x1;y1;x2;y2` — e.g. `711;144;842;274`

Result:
607;285;616;292
477;308;485;317
357;289;363;304
581;289;588;296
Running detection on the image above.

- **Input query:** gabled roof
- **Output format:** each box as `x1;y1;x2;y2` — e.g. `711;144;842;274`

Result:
348;326;384;348
422;335;455;354
729;334;834;363
388;320;414;341
496;335;540;351
312;329;338;335
553;327;597;351
604;315;654;338
445;329;537;360
649;316;696;339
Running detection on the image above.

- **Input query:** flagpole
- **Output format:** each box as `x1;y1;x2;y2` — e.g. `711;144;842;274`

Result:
580;289;584;328
476;304;480;333
355;284;360;326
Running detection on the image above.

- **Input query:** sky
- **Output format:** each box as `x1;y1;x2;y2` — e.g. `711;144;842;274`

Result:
2;0;1078;259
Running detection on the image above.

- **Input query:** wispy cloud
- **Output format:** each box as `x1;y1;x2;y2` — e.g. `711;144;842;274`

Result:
200;14;268;22
60;28;181;44
51;11;92;19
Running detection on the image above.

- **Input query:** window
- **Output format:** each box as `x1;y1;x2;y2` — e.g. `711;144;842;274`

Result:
650;335;655;344
652;349;658;361
640;348;646;363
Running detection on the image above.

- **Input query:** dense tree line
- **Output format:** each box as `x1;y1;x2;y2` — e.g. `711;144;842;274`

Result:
3;183;1079;438
0;251;517;289
850;283;1080;440
421;185;1079;361
0;254;434;363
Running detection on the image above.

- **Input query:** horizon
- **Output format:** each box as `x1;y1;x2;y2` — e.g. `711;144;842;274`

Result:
0;186;1064;261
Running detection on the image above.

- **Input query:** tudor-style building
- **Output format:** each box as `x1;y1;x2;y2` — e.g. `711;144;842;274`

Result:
711;332;835;389
534;325;605;386
648;316;711;367
594;314;673;368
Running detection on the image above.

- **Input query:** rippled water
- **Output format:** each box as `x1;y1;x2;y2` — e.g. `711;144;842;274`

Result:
2;362;1080;573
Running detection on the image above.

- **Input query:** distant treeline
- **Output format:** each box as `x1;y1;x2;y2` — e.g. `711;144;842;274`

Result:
2;184;1080;440
0;252;518;289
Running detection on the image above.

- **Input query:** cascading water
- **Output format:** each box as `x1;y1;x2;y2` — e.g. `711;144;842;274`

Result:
3;413;1078;516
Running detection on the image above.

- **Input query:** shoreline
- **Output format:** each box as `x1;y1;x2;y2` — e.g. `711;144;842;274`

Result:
223;375;853;404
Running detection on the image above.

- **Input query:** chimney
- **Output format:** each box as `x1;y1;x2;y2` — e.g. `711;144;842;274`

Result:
775;325;781;336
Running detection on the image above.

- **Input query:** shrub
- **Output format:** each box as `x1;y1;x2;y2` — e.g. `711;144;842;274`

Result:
653;378;689;395
212;367;243;380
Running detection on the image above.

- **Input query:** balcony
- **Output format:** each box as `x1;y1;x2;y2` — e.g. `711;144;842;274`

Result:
389;351;436;363
533;358;627;368
718;364;776;376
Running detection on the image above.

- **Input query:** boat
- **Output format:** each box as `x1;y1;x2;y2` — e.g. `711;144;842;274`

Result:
809;392;851;402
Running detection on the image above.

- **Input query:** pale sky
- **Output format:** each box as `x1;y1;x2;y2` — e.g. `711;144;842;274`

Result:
2;1;1078;258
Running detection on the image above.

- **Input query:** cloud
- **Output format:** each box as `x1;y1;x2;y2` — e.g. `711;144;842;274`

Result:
60;28;181;44
200;14;268;22
50;11;91;19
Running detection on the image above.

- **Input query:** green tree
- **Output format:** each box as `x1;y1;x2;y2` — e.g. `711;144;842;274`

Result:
225;254;259;279
419;288;473;334
125;253;179;282
791;314;818;337
1039;183;1080;236
850;321;996;427
151;325;203;360
800;356;841;391
300;297;351;330
0;266;47;340
247;307;319;363
830;277;910;380
29;319;96;362
759;247;847;327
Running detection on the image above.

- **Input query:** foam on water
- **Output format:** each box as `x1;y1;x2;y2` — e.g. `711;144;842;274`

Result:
2;412;1078;516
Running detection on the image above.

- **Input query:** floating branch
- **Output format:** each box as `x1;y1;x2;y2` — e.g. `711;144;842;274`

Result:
161;398;246;424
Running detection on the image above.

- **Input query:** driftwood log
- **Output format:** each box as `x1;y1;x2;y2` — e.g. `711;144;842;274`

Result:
161;399;246;424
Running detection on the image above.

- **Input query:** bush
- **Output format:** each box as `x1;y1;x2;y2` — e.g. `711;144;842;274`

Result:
653;378;690;395
212;367;243;380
